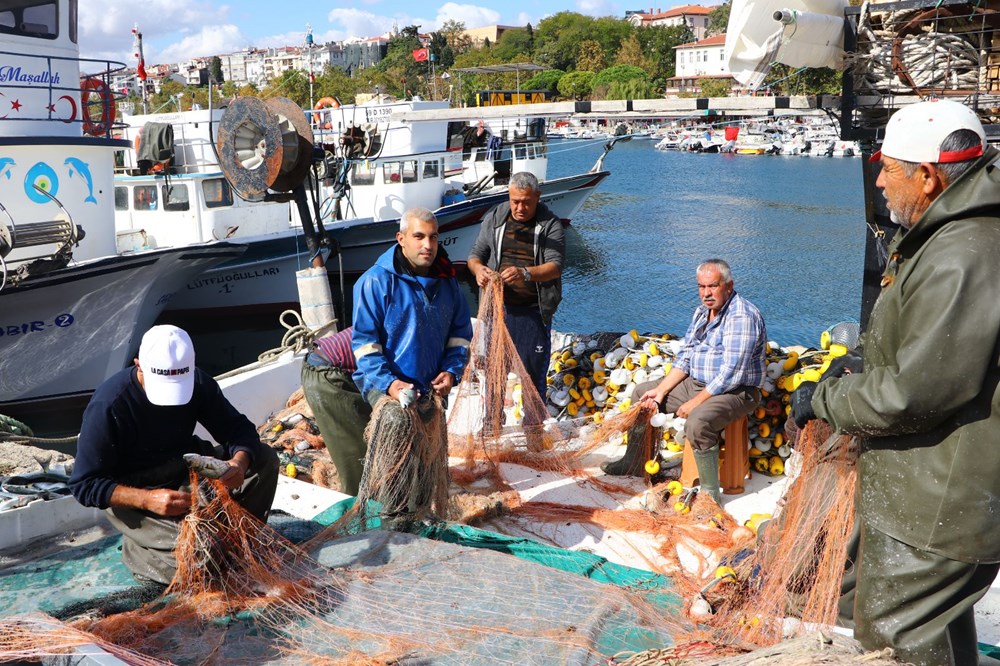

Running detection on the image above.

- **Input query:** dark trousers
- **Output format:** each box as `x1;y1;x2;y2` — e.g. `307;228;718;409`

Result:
504;304;551;399
634;377;759;451
301;356;371;496
851;519;1000;666
105;443;279;585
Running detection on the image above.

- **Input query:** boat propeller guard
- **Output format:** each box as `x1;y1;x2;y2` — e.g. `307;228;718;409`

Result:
216;96;315;201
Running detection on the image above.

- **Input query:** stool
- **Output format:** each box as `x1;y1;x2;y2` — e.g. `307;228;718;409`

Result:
679;414;751;495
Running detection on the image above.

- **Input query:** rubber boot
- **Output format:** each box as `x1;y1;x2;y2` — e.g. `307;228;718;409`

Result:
601;425;648;476
693;445;722;503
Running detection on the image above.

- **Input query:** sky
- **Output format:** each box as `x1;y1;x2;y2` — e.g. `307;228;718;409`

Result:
77;0;661;67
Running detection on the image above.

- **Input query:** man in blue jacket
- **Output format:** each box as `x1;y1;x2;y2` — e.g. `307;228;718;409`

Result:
352;207;473;405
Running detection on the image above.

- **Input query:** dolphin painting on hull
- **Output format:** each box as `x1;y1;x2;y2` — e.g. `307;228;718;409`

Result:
64;157;97;204
0;158;15;180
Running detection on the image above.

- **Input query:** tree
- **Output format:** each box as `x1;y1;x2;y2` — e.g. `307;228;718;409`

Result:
698;77;731;97
262;69;310;107
592;64;649;89
210;56;224;83
523;69;564;96
761;64;842;95
607;78;657;100
493;27;533;62
577;40;606;73
429;31;455;69
533;12;595;71
636;24;694;80
376;25;431;98
707;1;732;37
557;70;595;100
615;35;646;68
440;19;472;54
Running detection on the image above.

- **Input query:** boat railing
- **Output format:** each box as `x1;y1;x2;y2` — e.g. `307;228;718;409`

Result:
0;48;127;138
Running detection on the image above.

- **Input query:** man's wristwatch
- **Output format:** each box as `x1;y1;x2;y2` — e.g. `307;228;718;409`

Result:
521;266;531;282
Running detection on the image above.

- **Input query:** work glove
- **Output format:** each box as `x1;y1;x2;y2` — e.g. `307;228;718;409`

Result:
790;381;818;428
821;350;863;381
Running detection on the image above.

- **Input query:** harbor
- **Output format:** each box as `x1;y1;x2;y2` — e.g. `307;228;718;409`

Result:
3;0;1000;662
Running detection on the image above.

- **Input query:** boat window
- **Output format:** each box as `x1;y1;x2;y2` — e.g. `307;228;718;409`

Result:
536;143;547;158
474;150;487;162
514;145;527;160
383;161;417;184
133;185;158;211
114;187;128;211
163;184;190;212
0;1;58;39
202;178;233;208
422;159;440;180
352;161;375;186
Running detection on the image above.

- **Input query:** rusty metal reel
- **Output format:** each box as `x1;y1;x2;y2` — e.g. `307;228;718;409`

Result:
265;96;314;193
216;96;314;201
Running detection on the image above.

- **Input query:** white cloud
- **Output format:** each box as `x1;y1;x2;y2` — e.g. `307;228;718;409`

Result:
576;0;619;17
433;3;501;29
326;8;400;40
156;25;251;62
77;0;234;62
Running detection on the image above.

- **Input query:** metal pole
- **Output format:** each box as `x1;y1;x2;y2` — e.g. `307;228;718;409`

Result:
431;54;437;100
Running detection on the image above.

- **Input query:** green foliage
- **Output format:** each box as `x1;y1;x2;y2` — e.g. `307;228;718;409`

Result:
429;32;455;69
576;40;606;73
533;12;595;71
593;64;649;88
522;69;564;95
557;70;595;100
607;78;657;100
440;20;471;53
761;64;842;95
707;1;731;36
210;56;224;84
697;78;731;97
376;25;431;97
262;69;311;106
636;25;693;80
493;27;533;62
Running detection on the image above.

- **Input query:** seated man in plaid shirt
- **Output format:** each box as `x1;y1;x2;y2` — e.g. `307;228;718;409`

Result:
603;259;767;503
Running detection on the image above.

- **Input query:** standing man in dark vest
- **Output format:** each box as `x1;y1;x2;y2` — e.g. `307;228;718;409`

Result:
468;171;563;399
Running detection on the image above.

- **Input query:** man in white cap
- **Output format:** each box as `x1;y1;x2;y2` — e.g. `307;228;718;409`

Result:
69;325;279;587
791;100;1000;666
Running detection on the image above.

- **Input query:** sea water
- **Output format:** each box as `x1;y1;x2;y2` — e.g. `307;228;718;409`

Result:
185;139;868;374
548;138;866;347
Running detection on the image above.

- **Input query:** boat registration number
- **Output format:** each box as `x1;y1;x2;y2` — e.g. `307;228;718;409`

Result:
0;313;74;336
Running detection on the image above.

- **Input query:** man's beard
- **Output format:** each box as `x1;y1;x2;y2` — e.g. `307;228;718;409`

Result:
886;196;922;230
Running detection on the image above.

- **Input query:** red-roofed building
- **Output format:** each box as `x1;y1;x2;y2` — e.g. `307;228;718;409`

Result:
626;5;716;39
666;33;735;96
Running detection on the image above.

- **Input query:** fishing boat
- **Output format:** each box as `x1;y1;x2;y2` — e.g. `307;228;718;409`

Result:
0;0;245;432
112;99;615;318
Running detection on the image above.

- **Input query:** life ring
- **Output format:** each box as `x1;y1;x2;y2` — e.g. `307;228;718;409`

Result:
314;96;340;130
81;77;116;136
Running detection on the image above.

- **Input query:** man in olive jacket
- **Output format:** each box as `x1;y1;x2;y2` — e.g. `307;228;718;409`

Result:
793;100;1000;666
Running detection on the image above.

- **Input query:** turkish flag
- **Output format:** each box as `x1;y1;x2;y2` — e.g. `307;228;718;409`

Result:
137;59;147;81
411;48;429;62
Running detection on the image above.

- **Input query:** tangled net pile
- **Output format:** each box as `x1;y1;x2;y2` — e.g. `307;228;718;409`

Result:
0;275;865;664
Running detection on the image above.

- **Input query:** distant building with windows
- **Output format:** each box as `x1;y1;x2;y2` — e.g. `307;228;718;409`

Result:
342;36;389;75
627;5;715;40
666;34;735;96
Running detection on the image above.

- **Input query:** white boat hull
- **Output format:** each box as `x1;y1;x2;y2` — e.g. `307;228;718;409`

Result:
0;244;245;429
163;171;610;314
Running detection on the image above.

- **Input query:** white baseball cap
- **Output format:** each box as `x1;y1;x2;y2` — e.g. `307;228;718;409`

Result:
138;325;195;406
871;99;985;164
